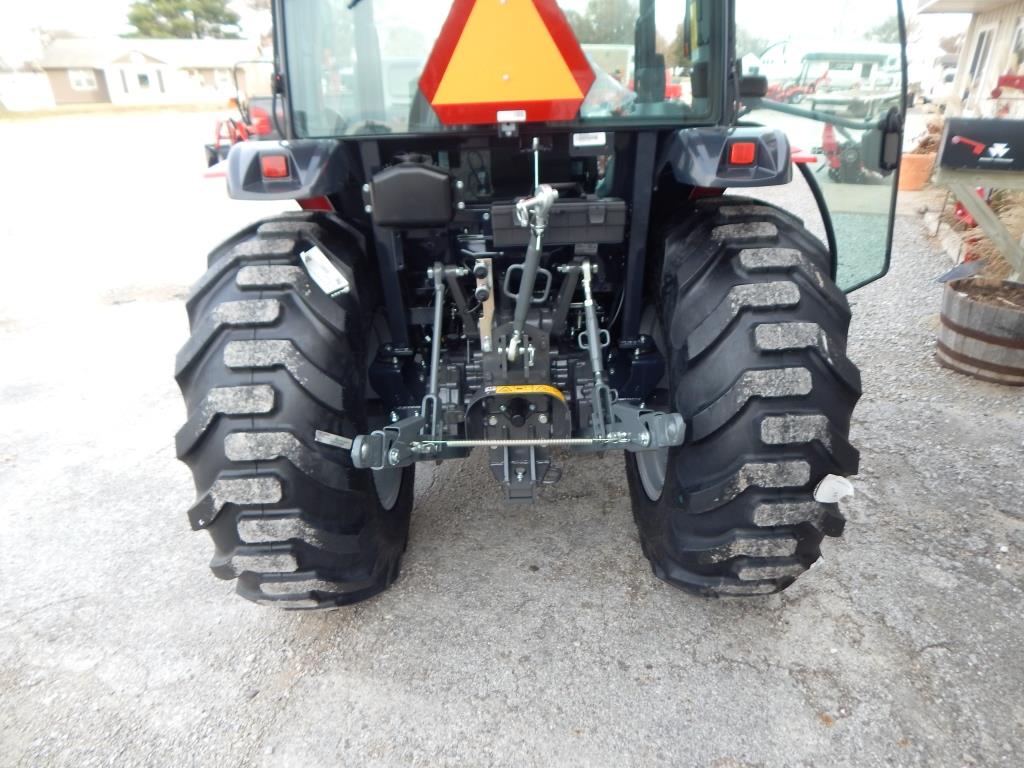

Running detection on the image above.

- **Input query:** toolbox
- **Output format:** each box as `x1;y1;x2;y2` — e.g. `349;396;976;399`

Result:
490;198;627;247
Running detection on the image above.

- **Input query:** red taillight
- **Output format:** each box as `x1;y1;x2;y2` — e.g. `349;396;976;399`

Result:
249;106;272;136
260;154;289;179
729;141;757;166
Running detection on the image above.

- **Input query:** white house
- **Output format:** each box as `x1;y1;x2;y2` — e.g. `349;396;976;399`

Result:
37;37;263;106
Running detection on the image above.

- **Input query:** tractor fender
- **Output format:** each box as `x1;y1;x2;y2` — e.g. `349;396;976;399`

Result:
225;139;346;201
660;126;792;188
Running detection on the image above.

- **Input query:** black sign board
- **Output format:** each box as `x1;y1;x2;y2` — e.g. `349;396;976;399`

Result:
939;118;1024;172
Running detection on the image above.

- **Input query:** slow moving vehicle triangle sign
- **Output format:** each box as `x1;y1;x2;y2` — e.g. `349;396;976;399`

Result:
420;0;596;125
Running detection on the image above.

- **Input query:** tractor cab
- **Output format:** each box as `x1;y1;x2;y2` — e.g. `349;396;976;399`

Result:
230;0;907;291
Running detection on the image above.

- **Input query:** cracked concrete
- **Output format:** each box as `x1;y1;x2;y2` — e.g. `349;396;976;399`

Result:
0;111;1022;768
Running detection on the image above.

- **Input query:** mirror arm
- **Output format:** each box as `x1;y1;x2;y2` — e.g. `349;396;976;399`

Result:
743;97;881;131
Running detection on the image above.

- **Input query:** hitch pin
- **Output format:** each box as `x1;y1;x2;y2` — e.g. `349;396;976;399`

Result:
314;429;352;450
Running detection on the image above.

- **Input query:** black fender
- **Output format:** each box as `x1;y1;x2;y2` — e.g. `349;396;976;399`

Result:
660;126;792;188
226;139;346;201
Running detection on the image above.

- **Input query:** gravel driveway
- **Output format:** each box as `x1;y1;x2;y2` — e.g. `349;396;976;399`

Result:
0;111;1021;767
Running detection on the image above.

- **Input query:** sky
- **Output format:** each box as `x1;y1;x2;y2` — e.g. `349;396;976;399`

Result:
0;0;972;68
0;0;270;67
1;0;271;38
1;0;971;38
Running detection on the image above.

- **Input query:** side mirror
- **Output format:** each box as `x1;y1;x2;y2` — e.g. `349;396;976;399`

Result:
738;75;768;98
861;107;903;175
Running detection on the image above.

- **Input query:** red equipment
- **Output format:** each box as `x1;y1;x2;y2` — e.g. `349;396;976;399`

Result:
212;105;273;157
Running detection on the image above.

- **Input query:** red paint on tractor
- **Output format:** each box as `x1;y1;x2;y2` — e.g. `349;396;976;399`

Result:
298;197;335;212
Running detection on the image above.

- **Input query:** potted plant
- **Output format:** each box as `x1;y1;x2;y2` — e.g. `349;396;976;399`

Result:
899;120;941;192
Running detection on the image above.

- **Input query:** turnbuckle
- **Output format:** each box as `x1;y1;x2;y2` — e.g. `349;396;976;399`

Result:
508;184;558;362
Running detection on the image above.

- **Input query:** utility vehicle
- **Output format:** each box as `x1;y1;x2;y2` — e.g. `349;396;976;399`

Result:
176;0;907;608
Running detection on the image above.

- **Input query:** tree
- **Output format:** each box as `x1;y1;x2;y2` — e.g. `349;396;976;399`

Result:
585;0;637;44
565;0;637;45
866;16;900;44
127;0;241;39
666;23;688;68
564;10;595;43
735;27;769;58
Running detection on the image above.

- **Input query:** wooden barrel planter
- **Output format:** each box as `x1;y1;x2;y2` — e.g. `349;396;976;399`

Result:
936;279;1024;386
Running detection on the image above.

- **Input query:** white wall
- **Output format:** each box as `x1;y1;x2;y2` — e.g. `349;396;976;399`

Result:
0;72;56;111
102;64;235;106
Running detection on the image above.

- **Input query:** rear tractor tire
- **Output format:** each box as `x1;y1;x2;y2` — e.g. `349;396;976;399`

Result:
175;212;414;609
627;197;861;596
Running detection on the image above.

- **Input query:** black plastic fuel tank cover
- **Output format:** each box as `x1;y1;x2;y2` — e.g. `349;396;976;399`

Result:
370;159;454;227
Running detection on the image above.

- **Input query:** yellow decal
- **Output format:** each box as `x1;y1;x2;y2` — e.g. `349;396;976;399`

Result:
488;384;566;402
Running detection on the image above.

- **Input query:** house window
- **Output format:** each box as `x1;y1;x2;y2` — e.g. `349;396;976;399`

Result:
1013;18;1024;70
69;69;97;91
138;73;151;89
969;26;995;93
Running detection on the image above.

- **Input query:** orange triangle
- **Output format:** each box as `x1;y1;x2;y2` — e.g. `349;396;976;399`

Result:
432;0;584;106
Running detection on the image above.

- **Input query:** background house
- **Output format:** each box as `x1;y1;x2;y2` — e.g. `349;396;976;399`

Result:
920;0;1024;115
38;38;263;106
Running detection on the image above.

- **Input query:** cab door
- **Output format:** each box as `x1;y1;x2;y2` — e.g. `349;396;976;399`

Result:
734;0;907;290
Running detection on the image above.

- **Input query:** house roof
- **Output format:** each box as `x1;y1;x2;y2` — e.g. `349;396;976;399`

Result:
919;0;1011;12
39;38;263;70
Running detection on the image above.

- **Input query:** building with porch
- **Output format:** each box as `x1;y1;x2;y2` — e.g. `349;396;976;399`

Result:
920;0;1024;115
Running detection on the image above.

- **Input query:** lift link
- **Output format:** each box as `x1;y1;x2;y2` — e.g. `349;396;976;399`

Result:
579;259;613;438
507;184;558;362
421;262;450;440
348;262;463;472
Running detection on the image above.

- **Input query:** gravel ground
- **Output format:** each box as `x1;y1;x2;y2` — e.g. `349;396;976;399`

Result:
1;111;1022;768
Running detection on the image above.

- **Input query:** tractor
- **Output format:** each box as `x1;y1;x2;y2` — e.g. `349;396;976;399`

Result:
203;61;282;167
176;0;907;608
